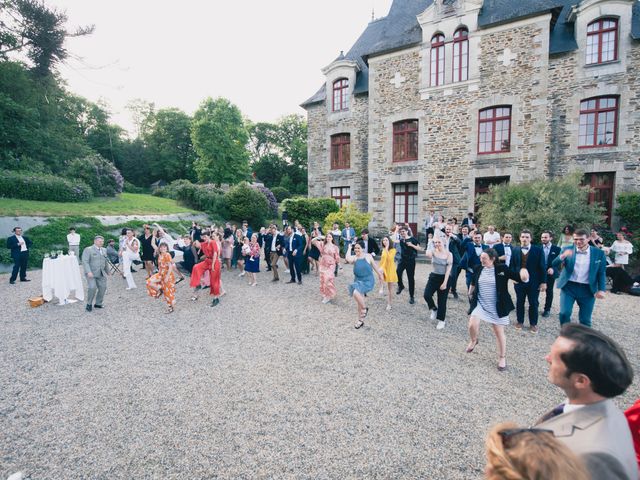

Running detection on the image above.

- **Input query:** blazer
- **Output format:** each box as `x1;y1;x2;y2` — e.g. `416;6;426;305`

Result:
81;245;109;277
6;235;32;258
445;235;461;265
537;399;638;480
264;233;285;255
357;237;380;256
284;232;303;257
460;242;489;271
510;244;547;286
467;264;522;318
553;245;607;294
341;227;356;244
541;243;562;275
493;243;512;265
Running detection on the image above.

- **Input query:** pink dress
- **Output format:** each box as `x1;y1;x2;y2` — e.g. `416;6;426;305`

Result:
317;242;340;299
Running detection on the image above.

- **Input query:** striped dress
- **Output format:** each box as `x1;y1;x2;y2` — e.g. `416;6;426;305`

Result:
471;267;510;326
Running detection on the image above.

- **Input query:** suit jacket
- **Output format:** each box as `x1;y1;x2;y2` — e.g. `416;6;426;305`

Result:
461;217;477;227
264;233;285;255
341;227;356;244
82;245;109;277
541;243;562;278
553;245;607;294
537;399;638;480
445;235;461;265
460;242;489;271
284;232;303;257
468;264;522;318
493;243;512;266
6;234;32;258
357;237;380;256
510;244;547;286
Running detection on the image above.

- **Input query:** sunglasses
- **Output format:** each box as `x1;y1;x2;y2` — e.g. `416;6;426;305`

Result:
498;428;554;449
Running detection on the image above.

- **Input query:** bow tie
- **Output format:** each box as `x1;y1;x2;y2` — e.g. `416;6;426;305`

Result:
504;244;511;247
576;249;588;255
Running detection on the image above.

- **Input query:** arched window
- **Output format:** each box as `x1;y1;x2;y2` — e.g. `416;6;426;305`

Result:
330;133;350;169
478;106;511;154
586;18;618;65
332;78;349;112
453;28;469;83
393;120;419;162
430;33;445;86
579;96;618;148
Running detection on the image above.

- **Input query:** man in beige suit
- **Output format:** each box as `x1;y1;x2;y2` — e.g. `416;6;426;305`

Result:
537;324;637;480
82;235;109;312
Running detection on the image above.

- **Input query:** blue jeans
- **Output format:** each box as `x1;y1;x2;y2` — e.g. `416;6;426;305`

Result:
559;281;595;328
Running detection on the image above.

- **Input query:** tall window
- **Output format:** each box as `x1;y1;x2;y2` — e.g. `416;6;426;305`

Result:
586;18;618;65
393;120;419;162
332;78;349;112
579;97;618;148
331;186;351;207
393;183;418;236
478;106;511;154
330;133;350;169
430;34;445;86
584;172;615;227
453;28;469;83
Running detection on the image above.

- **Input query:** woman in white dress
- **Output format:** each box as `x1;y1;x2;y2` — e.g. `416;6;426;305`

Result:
466;249;529;371
121;228;141;290
609;231;633;268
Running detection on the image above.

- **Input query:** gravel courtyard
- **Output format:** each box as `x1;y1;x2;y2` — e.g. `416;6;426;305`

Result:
1;262;638;479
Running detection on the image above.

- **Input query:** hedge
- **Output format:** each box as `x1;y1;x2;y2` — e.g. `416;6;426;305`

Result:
282;197;339;229
224;182;270;227
0;169;93;202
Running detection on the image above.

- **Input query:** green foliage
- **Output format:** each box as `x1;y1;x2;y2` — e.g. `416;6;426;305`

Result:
323;204;372;235
122;181;148;194
271;186;291;202
152;179;194;199
0;169;92;202
191;97;250;185
282;197;339;230
476;173;605;240
616;193;640;230
66;153;123;197
224;182;269;227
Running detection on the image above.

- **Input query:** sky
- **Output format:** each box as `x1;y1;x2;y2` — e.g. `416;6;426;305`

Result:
48;0;395;135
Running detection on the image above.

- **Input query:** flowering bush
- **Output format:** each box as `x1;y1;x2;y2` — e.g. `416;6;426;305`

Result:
253;184;278;216
66;154;124;197
0;170;93;202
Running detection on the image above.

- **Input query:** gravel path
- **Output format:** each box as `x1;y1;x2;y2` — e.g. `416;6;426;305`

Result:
1;261;638;479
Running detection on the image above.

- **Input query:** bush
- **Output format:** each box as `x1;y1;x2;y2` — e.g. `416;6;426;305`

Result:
271;186;291;203
66;153;124;197
253;184;278;216
123;181;148;194
0;170;93;202
282;197;339;229
476;173;605;240
616;193;640;230
323;204;372;235
152;179;194;199
224;182;269;227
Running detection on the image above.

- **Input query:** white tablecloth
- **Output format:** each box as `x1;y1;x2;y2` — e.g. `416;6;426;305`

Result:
42;255;84;303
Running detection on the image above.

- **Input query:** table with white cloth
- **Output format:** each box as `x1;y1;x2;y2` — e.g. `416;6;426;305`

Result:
42;255;85;304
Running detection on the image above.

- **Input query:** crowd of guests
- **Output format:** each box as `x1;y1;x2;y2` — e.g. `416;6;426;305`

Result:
5;216;640;479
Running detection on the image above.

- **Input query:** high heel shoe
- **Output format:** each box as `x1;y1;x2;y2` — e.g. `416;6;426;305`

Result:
465;339;479;353
497;355;507;372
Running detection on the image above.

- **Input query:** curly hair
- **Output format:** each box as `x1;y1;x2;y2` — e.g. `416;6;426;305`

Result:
485;422;589;480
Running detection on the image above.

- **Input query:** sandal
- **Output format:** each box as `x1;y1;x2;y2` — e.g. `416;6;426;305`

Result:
354;319;364;329
175;277;185;285
190;295;198;301
465;339;479;353
164;306;174;314
497;355;507;372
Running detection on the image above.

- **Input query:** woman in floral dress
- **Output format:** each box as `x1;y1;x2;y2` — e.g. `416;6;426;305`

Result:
311;232;341;304
146;243;176;313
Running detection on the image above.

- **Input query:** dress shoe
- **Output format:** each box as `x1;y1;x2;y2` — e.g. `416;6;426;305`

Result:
20;279;31;282
396;287;404;295
530;325;539;334
286;280;296;284
93;304;104;309
9;280;16;284
541;310;550;318
452;292;459;300
515;323;523;330
409;297;415;305
85;304;93;312
210;298;220;307
271;278;279;282
297;280;302;285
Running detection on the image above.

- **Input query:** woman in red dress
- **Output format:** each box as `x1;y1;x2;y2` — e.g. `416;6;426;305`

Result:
190;231;213;301
208;232;222;306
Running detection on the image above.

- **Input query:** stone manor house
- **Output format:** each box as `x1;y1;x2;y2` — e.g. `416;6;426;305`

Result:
301;0;640;234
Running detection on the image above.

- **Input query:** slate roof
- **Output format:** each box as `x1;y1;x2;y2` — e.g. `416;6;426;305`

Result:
301;0;640;108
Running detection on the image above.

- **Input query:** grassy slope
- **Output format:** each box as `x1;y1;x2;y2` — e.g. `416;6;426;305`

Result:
0;193;194;216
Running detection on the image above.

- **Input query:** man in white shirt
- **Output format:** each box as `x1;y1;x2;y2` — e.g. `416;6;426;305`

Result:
495;233;513;267
67;227;81;260
483;225;501;247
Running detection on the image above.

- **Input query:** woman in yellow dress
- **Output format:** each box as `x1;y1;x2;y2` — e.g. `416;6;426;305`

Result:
379;236;398;310
146;243;176;314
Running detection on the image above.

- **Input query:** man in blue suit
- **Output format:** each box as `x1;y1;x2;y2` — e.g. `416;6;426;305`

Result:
6;226;32;284
540;230;561;317
552;228;607;328
509;229;547;333
284;225;303;285
460;231;488;290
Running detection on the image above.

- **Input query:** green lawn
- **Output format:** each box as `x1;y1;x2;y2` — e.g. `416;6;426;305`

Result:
0;193;195;216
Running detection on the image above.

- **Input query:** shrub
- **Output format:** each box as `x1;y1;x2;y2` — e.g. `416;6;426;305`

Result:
153;179;194;199
476;173;604;240
224;182;269;227
323;204;372;235
616;193;640;230
282;197;339;229
66;153;124;197
253;184;278;216
271;186;291;203
123;181;148;194
0;170;93;202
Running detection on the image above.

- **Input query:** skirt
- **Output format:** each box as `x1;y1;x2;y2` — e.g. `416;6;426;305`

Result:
471;305;510;326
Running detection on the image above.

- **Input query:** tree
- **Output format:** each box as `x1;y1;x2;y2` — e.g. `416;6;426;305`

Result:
126;98;155;138
0;0;94;76
191;97;250;185
476;173;605;239
274;114;308;194
144;108;196;182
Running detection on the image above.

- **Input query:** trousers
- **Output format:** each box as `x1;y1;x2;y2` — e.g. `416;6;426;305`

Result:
559;281;596;328
86;274;107;306
396;258;416;297
515;282;540;326
10;251;29;282
288;253;302;282
424;273;448;321
270;252;280;280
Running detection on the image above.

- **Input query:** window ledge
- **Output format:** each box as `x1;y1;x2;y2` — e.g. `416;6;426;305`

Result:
420;78;480;99
584;59;620;68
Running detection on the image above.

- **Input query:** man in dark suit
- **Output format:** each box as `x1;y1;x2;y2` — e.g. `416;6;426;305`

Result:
357;229;380;257
6;226;32;284
509;229;547;333
494;232;514;267
266;224;284;281
541;230;561;317
461;212;477;229
537;325;637;480
552;228;607;328
460;232;488;290
284;225;303;285
443;225;461;298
